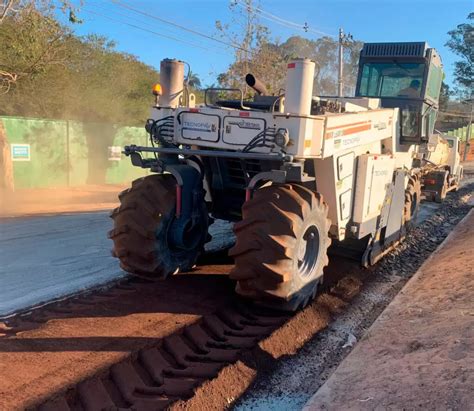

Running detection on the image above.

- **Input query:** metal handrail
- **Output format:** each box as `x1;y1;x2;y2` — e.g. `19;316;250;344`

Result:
204;87;250;110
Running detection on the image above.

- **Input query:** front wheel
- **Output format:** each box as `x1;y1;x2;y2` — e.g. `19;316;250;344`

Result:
229;184;331;311
109;174;209;280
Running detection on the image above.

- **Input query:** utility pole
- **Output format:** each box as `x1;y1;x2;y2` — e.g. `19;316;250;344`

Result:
338;28;353;97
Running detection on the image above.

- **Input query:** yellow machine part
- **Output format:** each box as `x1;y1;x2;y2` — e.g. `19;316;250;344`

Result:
426;135;450;166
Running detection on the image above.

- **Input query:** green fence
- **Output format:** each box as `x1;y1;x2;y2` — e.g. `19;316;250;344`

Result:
444;124;474;161
445;125;473;141
1;116;150;189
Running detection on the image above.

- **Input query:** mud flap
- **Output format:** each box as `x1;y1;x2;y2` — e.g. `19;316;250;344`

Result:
166;164;206;250
363;170;407;266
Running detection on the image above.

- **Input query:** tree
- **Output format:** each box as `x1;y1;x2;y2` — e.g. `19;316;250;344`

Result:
0;0;80;25
216;2;363;97
446;12;474;97
439;81;451;111
216;0;271;95
0;6;72;95
0;4;160;184
0;17;159;124
218;33;363;97
187;70;202;89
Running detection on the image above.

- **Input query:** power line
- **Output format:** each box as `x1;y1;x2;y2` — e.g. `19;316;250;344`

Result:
110;0;255;55
83;8;226;55
90;1;228;53
89;2;232;54
234;0;336;38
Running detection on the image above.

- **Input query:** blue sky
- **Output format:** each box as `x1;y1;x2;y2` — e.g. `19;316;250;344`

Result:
63;0;472;88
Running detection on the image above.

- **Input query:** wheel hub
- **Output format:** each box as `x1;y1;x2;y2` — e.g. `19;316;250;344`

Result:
167;216;204;252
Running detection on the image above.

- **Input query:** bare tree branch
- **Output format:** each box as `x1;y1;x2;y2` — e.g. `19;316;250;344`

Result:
0;0;16;24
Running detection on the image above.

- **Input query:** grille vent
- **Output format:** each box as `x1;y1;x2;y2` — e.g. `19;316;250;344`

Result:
361;42;427;58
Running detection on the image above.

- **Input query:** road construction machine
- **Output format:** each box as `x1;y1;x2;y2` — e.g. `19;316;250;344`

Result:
109;42;459;311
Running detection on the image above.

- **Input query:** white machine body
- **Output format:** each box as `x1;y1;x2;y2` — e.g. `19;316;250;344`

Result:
149;58;422;242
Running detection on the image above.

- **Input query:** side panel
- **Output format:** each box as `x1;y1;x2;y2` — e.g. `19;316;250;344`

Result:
222;116;266;145
384;170;407;242
353;154;395;224
314;141;384;240
322;109;394;157
180;112;220;142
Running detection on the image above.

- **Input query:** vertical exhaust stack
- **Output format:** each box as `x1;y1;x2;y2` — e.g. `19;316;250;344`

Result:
160;59;185;108
284;59;315;116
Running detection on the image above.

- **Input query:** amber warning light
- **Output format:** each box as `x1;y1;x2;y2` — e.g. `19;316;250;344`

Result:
152;83;162;96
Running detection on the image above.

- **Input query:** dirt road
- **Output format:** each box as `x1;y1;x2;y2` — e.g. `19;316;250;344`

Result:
0;176;472;409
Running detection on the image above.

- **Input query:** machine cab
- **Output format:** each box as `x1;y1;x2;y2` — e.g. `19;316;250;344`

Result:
355;42;443;144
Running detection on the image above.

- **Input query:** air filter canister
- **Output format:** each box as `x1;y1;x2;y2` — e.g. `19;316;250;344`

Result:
284;59;316;116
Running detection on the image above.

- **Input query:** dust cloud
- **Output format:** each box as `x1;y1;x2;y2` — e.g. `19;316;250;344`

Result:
0;185;123;218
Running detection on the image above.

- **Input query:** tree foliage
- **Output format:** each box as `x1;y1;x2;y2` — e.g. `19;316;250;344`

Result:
218;34;363;97
216;1;363;97
446;12;474;97
0;4;159;125
0;0;80;24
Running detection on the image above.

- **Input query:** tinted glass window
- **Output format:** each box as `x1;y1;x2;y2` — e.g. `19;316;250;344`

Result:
426;64;443;101
358;63;425;98
401;107;420;138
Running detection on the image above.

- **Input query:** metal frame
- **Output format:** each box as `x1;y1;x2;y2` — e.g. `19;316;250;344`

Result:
204;87;250;110
124;145;289;162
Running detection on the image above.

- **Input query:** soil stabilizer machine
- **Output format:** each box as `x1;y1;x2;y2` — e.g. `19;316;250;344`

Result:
109;42;461;311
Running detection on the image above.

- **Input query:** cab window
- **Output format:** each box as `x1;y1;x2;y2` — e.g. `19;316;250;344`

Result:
426;64;443;101
358;62;425;98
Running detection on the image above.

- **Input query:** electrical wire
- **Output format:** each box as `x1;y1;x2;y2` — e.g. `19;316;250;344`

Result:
88;1;231;55
110;0;256;56
234;0;336;38
83;8;225;54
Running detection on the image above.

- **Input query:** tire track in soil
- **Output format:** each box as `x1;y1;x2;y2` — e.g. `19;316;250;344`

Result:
33;266;362;411
35;282;361;411
0;251;362;410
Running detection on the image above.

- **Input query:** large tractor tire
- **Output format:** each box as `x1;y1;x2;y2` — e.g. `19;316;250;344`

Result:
109;174;209;280
404;174;421;229
229;184;331;311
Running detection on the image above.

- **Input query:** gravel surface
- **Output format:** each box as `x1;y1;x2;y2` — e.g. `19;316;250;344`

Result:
233;181;474;411
305;209;474;410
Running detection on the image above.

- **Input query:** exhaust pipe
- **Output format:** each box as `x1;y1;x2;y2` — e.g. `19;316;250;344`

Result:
160;58;184;108
245;73;268;96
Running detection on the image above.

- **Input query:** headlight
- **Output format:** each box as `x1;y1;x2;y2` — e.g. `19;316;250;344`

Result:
274;128;289;147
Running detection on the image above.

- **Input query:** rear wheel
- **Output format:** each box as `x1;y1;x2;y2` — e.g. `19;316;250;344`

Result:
109;174;209;280
229;184;331;311
404;174;421;229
